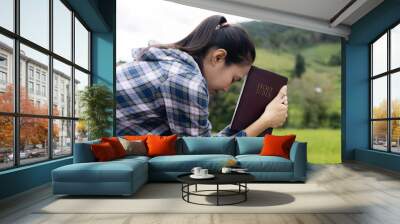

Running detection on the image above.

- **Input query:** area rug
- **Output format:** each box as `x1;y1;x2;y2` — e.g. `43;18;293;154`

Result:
37;183;362;214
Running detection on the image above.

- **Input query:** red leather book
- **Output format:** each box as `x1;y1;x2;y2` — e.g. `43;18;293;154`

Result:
230;66;288;136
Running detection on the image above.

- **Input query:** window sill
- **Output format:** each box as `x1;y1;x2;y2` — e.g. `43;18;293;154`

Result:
0;156;72;176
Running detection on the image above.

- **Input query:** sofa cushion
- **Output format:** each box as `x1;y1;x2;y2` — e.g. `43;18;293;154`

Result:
90;142;118;161
260;134;296;159
178;137;235;155
148;154;235;172
115;155;150;163
101;137;127;158
236;155;293;172
52;159;147;183
147;134;177;157
236;137;263;155
118;138;147;156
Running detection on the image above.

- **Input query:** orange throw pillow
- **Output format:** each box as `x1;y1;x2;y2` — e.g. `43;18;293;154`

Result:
146;134;177;157
259;134;296;159
91;142;117;161
101;137;127;158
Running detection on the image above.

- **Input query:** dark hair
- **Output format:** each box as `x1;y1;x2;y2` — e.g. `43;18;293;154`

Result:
156;15;256;71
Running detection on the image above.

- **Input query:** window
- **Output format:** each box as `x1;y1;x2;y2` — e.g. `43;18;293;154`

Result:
0;53;8;87
0;0;14;32
0;55;7;67
53;0;72;60
391;23;400;69
54;89;58;102
20;117;49;165
74;69;89;118
0;116;13;170
29;67;34;80
0;0;91;170
74;69;89;142
41;73;46;83
36;83;40;95
42;85;46;97
75;18;89;70
0;71;6;85
20;0;49;49
0;34;13;113
53;119;72;158
370;23;400;154
53;59;71;117
28;81;34;94
35;70;41;81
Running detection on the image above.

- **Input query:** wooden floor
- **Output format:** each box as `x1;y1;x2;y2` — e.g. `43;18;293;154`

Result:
1;162;400;224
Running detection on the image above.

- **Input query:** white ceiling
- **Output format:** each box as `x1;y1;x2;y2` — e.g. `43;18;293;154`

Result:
227;0;352;22
166;0;384;38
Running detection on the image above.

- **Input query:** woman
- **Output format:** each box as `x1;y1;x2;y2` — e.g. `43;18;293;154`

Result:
116;15;288;137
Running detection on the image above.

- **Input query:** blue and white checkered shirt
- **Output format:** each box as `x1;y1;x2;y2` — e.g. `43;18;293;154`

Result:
116;47;247;137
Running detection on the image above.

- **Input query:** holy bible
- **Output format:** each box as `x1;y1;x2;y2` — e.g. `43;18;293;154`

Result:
230;66;288;136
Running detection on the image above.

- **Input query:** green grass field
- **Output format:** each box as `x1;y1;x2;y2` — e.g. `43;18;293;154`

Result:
234;44;342;164
252;44;342;164
273;129;341;164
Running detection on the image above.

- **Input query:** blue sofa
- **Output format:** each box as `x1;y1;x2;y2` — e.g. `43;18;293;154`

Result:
52;137;307;196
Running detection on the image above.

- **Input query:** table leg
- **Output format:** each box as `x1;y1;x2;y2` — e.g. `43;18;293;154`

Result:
245;183;247;201
195;184;197;192
217;184;219;206
187;184;190;202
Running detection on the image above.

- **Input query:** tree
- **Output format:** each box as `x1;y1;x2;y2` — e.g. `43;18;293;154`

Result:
76;119;87;141
0;85;13;149
293;53;306;78
328;52;341;66
0;84;59;150
372;99;400;144
79;84;114;140
392;99;400;144
288;73;336;128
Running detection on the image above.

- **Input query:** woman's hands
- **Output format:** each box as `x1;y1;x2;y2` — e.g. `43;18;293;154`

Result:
244;85;288;136
260;85;288;128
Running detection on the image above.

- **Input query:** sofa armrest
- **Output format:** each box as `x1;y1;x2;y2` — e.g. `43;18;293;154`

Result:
289;141;307;181
73;140;100;163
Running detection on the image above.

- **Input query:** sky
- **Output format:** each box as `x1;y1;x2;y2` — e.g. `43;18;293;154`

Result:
116;0;253;62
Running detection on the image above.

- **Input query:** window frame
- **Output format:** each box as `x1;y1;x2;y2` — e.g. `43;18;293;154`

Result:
0;0;91;171
370;20;400;154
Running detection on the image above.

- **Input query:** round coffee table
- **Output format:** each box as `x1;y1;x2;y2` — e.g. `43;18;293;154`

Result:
177;172;255;206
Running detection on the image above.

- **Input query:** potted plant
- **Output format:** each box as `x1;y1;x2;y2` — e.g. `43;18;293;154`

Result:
79;84;114;140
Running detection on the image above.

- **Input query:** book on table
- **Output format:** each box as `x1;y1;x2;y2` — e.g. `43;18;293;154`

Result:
230;66;288;137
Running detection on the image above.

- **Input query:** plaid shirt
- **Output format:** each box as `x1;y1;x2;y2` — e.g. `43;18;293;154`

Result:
116;47;247;137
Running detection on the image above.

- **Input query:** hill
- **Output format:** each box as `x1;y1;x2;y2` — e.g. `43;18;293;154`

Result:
209;21;341;131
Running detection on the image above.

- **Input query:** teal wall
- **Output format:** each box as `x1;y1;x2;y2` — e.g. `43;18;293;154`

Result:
91;31;115;136
0;158;72;199
343;0;400;171
0;0;116;200
92;33;114;87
